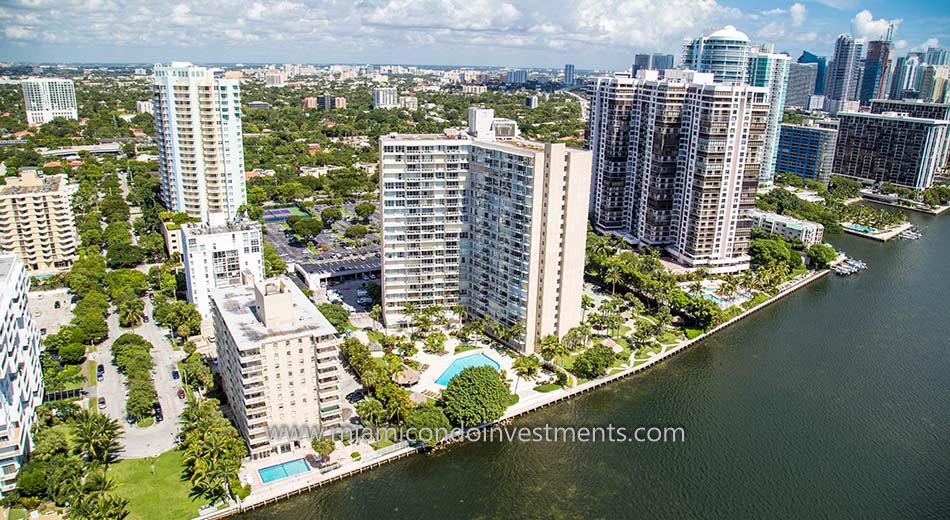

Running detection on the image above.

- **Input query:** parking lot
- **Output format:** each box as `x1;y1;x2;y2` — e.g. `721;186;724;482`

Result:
328;277;380;310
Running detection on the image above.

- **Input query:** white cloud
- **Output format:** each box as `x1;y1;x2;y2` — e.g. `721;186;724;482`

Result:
755;3;806;39
789;3;806;27
794;31;817;42
894;39;908;50
851;10;902;41
912;38;939;52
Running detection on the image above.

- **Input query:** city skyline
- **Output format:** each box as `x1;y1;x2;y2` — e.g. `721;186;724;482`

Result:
1;1;948;69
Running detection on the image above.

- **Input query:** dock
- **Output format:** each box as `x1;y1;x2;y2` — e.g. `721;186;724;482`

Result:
841;221;915;242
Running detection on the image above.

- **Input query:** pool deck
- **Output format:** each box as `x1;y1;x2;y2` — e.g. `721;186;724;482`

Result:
841;221;914;242
197;269;833;520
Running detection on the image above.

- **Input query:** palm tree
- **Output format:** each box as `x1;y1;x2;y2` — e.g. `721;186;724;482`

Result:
72;492;129;520
403;302;418;334
119;299;144;328
604;265;622;295
356;397;387;428
512;356;541;378
536;334;568;362
507;322;526;343
369;304;382;331
73;409;123;466
580;294;594;321
452;304;467;325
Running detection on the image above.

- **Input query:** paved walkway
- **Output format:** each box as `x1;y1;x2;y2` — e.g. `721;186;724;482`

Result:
91;299;187;459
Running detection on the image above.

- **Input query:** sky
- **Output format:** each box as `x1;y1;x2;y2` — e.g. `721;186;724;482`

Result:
0;0;949;69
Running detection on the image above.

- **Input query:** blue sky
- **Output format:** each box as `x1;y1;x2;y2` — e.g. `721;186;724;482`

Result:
0;1;948;69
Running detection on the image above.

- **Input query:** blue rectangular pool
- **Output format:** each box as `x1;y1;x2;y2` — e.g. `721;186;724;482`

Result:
258;458;310;483
435;353;501;386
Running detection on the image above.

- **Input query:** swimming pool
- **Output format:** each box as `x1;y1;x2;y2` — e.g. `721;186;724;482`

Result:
435;353;501;386
258;458;311;483
845;223;877;233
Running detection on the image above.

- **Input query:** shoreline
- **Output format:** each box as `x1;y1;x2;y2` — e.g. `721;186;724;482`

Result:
856;195;950;216
196;267;831;519
841;221;915;242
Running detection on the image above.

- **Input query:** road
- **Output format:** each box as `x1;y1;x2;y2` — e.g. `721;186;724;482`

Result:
91;299;187;459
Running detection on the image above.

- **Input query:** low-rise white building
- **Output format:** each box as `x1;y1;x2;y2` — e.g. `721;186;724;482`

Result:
211;276;343;459
749;209;824;247
182;219;264;318
0;255;44;496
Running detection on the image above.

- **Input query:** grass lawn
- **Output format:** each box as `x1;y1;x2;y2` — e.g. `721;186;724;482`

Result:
137;416;155;428
370;438;395;450
110;450;205;520
366;330;385;344
86;360;97;386
533;383;562;393
454;344;479;355
7;507;27;520
617;324;631;336
685;328;704;340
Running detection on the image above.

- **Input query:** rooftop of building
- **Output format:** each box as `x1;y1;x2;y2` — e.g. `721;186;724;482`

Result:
0;255;17;282
706;25;750;42
382;131;583;153
181;218;261;237
210;276;337;348
870;98;950;108
839;111;950;124
0;170;70;196
750;208;824;229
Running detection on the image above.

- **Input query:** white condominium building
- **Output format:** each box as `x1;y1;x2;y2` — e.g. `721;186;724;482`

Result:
181;219;264;318
135;100;153;114
748;209;824;247
373;87;398;109
153;62;247;225
21;78;78;126
380;110;591;352
212;276;342;460
589;70;769;273
0;256;44;496
0;170;78;273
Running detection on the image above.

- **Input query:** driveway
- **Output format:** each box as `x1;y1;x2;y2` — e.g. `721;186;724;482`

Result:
93;299;188;459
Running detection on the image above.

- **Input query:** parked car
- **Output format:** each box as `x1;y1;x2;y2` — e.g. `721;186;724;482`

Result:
97;397;106;410
171;369;180;380
177;388;186;399
96;364;104;381
357;288;368;296
154;403;164;422
126;415;135;425
346;389;368;403
142;315;149;323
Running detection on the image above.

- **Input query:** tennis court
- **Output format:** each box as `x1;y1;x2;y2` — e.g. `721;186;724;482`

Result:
262;206;312;222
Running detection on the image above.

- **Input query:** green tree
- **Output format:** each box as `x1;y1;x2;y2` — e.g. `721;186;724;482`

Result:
118;297;145;328
512;355;541;378
356;397;387;427
807;243;837;269
311;437;335;458
321;207;343;225
58;342;86;364
442;365;512;426
345;224;368;239
354;202;376;221
263;243;286;276
571;345;615;379
73;409;123;465
404;403;451;444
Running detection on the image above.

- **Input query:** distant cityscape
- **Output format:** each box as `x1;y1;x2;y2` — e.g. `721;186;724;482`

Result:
0;10;948;520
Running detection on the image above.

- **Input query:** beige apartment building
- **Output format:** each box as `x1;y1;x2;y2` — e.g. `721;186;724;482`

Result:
379;108;591;353
0;169;78;273
211;276;342;460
